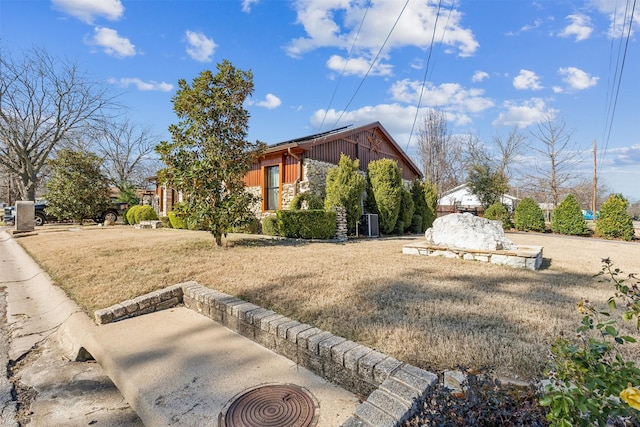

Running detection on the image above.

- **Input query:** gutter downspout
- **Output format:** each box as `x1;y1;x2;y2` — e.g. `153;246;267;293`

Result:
287;147;303;196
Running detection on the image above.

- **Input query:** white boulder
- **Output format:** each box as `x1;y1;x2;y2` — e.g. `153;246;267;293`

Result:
424;213;517;251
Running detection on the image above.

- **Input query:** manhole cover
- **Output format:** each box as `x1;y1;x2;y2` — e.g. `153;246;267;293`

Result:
220;384;318;427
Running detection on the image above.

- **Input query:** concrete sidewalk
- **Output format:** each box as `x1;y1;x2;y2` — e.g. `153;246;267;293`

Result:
0;229;361;426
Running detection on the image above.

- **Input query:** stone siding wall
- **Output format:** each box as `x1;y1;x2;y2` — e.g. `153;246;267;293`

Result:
93;282;438;427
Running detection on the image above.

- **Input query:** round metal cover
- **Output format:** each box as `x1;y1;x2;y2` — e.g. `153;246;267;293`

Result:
220;383;318;427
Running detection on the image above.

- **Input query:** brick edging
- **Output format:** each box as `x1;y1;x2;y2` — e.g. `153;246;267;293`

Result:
94;282;437;427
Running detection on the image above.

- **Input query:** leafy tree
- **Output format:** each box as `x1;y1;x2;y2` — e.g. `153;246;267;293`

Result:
423;180;438;230
551;194;589;236
514;197;545;232
596;194;635;241
410;180;428;232
467;162;509;209
45;149;111;224
0;47;116;201
367;159;402;234
324;154;366;234
156;60;265;246
484;202;513;230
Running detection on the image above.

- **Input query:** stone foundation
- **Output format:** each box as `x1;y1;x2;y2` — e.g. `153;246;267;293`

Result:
402;243;544;270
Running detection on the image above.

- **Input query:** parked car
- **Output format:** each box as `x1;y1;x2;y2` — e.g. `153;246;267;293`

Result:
2;201;128;226
581;210;599;221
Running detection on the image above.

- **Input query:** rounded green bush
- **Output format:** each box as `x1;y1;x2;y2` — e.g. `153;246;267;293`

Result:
398;188;415;233
168;211;187;229
551;194;589;236
290;192;324;210
596;194;634;241
261;215;279;236
126;205;142;225
514;198;545;232
134;205;158;223
484;202;513;230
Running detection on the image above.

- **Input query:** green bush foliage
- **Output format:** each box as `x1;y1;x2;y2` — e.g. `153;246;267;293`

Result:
276;210;336;239
126;205;142;225
596;194;635;241
324;154;366;234
168;211;187;229
514;198;546;232
159;216;171;228
540;259;640;426
484;202;514;230
367;159;402;234
551;194;589;236
290;192;324;210
134;205;158;223
410;179;438;231
410;214;423;234
231;215;260;234
261;215;279;236
394;220;405;235
397;187;415;233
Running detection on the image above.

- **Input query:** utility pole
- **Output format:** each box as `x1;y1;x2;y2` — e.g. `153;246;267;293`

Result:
592;139;597;222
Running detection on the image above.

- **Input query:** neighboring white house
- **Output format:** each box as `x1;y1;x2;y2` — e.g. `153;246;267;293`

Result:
438;183;520;216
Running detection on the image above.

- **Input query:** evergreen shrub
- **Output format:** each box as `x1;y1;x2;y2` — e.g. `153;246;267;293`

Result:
324;154;366;234
168;211;187;229
134;205;158;223
261;215;279;236
367;159;402;234
514;198;545;232
290;192;324;210
126;205;142;225
398;188;415;233
596;194;635;241
484;202;513;230
410;214;423;234
551;194;589;236
276;210;336;239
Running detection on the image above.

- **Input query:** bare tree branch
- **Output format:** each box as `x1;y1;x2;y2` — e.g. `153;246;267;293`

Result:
0;47;119;200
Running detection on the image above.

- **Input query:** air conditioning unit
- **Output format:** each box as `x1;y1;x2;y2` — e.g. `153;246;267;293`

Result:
360;213;379;237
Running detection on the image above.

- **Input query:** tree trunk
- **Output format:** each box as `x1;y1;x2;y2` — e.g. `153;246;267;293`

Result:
214;232;223;247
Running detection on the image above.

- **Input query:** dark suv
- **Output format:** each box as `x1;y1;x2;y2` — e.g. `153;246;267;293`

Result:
3;201;127;226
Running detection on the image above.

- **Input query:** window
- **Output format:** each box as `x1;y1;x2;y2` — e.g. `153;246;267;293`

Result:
265;165;279;210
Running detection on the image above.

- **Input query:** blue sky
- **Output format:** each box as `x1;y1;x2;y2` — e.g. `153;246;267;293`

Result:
2;0;639;201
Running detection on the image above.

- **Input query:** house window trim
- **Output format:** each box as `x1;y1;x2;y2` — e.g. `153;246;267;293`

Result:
262;164;282;212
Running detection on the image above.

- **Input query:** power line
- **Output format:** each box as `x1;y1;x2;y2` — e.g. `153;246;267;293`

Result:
318;1;371;132
406;0;448;152
331;0;410;130
601;0;636;166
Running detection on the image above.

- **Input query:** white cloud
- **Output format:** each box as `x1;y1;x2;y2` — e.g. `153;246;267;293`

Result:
492;98;550;127
559;14;593;41
388;79;493;128
513;69;543;90
254;94;282;109
558;67;598;91
521;18;543;32
326;54;393;77
242;0;260;13
185;30;216;62
88;27;135;58
472;71;489;82
589;0;638;39
52;0;124;24
108;77;173;92
286;1;478;61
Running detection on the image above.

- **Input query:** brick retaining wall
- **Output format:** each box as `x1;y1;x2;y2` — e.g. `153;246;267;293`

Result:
94;282;437;427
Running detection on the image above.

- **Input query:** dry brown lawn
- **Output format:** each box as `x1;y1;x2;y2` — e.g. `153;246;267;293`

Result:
15;225;640;381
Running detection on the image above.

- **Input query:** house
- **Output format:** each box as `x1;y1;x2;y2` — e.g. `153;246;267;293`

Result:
243;121;422;216
438;183;519;216
153;121;422;218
